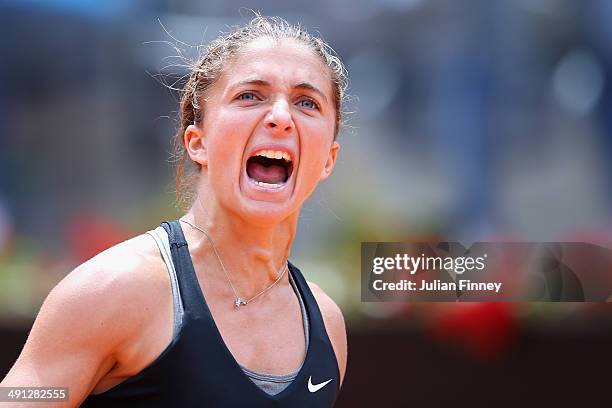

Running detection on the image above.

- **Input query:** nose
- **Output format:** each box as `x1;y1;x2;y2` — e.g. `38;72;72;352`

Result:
264;99;294;136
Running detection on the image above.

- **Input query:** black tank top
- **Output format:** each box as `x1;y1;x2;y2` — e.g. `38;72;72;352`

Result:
81;220;340;407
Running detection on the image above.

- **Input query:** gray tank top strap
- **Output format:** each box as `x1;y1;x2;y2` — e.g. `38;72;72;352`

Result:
146;227;184;336
289;269;310;350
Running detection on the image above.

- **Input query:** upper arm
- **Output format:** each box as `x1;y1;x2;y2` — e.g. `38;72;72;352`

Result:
308;281;348;388
0;241;149;407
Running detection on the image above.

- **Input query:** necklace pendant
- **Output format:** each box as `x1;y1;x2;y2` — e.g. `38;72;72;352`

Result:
234;298;246;308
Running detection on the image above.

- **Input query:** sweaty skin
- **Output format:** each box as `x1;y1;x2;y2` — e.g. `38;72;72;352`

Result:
0;38;347;407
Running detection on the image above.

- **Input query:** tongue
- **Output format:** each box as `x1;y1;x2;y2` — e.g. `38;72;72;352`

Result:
247;161;287;184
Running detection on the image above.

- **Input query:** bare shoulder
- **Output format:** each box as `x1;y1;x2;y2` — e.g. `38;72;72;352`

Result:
0;231;169;403
28;232;168;359
77;232;167;293
307;281;348;387
59;232;168;328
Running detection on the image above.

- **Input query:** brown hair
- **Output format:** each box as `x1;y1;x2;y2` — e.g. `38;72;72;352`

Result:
172;14;349;210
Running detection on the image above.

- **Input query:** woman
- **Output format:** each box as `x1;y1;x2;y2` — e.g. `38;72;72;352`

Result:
1;15;348;407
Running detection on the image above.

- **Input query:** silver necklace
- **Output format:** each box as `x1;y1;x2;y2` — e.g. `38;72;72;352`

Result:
179;218;288;308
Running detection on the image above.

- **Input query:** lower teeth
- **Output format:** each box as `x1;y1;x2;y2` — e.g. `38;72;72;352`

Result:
255;180;284;188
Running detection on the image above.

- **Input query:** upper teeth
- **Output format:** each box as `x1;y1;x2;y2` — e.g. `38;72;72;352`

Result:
255;150;291;162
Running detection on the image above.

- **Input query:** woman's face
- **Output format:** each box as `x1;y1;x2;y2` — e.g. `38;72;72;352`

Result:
187;38;339;225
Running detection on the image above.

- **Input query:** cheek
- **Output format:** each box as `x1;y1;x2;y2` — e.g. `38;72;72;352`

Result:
205;109;253;169
300;125;334;177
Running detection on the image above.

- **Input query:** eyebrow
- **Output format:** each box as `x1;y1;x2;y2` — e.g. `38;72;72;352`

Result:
228;78;328;103
294;82;328;103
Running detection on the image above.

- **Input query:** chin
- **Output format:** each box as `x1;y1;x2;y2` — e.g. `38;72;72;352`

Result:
234;198;301;227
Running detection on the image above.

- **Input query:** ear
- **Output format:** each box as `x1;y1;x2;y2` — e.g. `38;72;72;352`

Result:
319;141;340;181
184;124;208;167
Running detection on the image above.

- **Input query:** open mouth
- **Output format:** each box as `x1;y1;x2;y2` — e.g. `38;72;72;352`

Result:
246;149;294;189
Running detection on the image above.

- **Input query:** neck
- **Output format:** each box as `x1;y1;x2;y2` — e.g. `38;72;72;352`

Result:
181;193;298;300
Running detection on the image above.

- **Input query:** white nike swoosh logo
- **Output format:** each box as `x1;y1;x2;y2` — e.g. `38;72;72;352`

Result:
308;376;333;393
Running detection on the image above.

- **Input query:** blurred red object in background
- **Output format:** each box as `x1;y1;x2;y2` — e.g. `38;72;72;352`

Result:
429;302;518;360
65;214;133;263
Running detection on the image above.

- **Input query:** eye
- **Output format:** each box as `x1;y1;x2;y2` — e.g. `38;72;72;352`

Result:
237;92;261;102
297;97;320;111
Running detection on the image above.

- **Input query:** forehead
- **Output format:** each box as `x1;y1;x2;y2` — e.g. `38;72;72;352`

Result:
217;38;332;97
